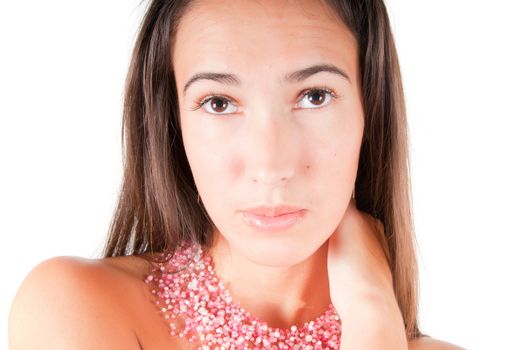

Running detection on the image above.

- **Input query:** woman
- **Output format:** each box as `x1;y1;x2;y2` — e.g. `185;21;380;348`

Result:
9;0;464;349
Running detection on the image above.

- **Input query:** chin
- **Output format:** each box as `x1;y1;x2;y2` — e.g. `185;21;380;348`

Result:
231;229;329;268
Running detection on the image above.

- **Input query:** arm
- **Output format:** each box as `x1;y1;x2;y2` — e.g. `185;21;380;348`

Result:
8;256;142;350
339;287;408;350
328;199;408;349
339;291;466;350
328;199;465;350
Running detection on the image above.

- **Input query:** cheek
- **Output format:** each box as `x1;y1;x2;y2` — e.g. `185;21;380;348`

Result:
182;124;240;222
300;117;362;243
185;139;231;200
306;111;363;192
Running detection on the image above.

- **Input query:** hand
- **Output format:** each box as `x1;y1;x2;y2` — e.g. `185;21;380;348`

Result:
327;197;393;314
327;198;408;349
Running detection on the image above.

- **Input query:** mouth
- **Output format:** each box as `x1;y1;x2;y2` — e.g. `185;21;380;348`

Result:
240;208;306;233
241;204;304;217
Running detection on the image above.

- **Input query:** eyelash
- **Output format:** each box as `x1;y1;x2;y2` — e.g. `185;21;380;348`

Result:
190;85;340;113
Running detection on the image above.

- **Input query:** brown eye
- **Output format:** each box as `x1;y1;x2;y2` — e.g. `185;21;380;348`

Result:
209;97;229;113
199;96;238;115
297;88;336;109
307;90;326;105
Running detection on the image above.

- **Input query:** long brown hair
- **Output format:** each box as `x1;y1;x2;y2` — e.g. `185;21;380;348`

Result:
103;0;425;340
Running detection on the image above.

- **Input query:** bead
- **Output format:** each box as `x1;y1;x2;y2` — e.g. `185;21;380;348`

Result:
145;240;342;349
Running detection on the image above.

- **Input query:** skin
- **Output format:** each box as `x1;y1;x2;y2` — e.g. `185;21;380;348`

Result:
175;0;362;330
8;0;465;349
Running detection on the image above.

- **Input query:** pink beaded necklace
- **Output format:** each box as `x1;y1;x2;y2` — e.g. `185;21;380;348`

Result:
145;240;342;350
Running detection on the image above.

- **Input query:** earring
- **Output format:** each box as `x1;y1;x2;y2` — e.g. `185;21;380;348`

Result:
352;188;355;199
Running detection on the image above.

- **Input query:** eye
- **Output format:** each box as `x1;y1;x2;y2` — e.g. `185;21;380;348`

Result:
190;86;339;116
296;87;339;110
191;93;238;115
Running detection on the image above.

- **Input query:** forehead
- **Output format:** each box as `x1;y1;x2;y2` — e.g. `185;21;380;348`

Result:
173;0;358;88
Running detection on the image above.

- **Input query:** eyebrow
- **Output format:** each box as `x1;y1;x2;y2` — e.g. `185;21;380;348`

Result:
182;63;350;96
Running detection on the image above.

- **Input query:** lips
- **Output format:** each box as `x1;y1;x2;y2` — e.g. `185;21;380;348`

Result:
241;204;304;217
240;205;306;233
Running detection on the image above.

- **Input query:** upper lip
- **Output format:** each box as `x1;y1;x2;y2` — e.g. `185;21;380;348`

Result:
242;204;304;217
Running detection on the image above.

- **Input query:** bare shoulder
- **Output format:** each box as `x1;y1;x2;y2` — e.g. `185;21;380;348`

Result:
409;335;466;350
8;255;153;349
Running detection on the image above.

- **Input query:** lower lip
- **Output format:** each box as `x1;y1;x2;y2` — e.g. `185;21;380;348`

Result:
241;210;306;233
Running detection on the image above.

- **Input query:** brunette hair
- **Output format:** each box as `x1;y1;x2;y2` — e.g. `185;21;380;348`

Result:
103;0;425;340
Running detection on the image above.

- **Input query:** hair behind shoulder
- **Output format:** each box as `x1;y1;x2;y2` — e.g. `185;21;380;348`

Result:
103;0;425;340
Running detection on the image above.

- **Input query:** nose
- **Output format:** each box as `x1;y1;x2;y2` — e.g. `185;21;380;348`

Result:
245;112;297;187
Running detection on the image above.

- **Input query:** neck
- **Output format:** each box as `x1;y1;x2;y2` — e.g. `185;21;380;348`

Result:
204;229;332;329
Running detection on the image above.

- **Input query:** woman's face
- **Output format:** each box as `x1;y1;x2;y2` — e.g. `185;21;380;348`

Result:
173;0;364;266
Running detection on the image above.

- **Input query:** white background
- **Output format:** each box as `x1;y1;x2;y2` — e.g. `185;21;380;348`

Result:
1;1;526;349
